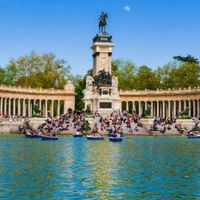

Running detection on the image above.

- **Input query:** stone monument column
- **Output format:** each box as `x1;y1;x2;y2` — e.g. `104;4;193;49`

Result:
92;35;114;76
83;13;121;115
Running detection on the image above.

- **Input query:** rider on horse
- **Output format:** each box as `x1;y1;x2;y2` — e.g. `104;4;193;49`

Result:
99;12;108;32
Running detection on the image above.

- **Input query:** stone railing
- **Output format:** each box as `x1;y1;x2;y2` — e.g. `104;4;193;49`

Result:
0;117;25;123
0;84;75;95
120;86;200;96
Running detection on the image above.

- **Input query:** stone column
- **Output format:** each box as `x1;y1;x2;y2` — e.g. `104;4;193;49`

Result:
39;100;42;110
163;101;165;118
197;99;200;118
4;98;7;115
0;98;3;115
126;101;128;112
138;101;141;116
32;99;36;116
30;100;33;117
156;101;159;117
145;101;147;111
23;99;26;116
193;100;196;117
18;99;21;116
13;99;16;116
8;98;11;116
57;100;60;116
151;101;153;117
51;100;54;116
188;100;191;117
173;101;176;117
28;99;31;117
132;101;135;112
45;100;48;117
166;101;168;117
184;100;186;110
64;100;67;114
168;101;171;118
179;101;182;114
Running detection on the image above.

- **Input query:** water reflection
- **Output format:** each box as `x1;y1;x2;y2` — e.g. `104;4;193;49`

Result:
0;135;200;199
83;141;121;199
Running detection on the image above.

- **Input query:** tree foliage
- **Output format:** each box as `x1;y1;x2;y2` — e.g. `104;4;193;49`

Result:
134;65;160;90
112;59;136;90
69;69;93;112
0;52;71;88
112;56;200;90
69;74;85;112
173;54;199;64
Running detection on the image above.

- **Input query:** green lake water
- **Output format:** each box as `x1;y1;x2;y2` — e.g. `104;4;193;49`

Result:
0;135;200;199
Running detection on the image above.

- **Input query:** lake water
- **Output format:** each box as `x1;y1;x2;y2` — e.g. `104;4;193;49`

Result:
0;135;200;199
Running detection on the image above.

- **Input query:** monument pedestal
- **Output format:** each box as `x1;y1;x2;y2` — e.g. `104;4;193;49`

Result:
83;76;121;116
83;31;122;115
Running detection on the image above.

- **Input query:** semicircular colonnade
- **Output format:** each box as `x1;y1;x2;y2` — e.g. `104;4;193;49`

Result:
120;87;200;118
0;84;75;118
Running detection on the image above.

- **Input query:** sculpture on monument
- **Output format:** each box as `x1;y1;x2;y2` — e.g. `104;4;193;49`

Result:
86;75;94;92
33;104;42;117
112;76;119;95
94;70;112;87
142;105;151;118
179;107;190;119
64;80;75;92
99;12;108;33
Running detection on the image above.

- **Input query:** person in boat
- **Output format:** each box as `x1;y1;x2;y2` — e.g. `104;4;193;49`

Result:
112;128;118;138
76;128;81;135
44;130;51;136
187;131;194;136
92;127;98;136
119;128;124;137
109;128;113;134
113;132;117;138
52;132;56;137
26;131;32;135
38;131;43;136
116;132;121;138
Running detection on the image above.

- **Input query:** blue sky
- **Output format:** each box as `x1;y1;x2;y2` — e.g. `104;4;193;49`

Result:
0;0;200;75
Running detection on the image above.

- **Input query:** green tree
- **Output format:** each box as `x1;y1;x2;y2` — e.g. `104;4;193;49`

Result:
135;65;160;90
169;62;200;88
70;69;92;112
173;54;199;64
69;74;85;112
3;52;71;88
0;67;7;84
156;60;200;89
155;62;177;89
112;59;137;90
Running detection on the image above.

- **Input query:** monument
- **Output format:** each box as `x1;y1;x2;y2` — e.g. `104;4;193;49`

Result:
83;12;121;115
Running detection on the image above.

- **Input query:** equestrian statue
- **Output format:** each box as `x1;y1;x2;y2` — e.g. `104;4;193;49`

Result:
99;12;108;33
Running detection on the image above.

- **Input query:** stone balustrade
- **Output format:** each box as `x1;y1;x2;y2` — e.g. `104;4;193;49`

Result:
0;84;74;94
120;86;200;96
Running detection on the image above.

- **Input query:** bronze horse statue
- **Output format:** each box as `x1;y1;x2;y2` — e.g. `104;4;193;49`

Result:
99;12;108;32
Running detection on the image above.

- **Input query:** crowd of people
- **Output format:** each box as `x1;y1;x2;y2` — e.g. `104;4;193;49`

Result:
33;111;144;135
16;109;200;135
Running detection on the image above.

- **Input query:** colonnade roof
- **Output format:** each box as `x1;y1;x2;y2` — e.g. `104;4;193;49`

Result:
0;85;75;95
120;86;200;96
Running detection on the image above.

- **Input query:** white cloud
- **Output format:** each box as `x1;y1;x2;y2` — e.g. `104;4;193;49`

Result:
124;5;131;12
